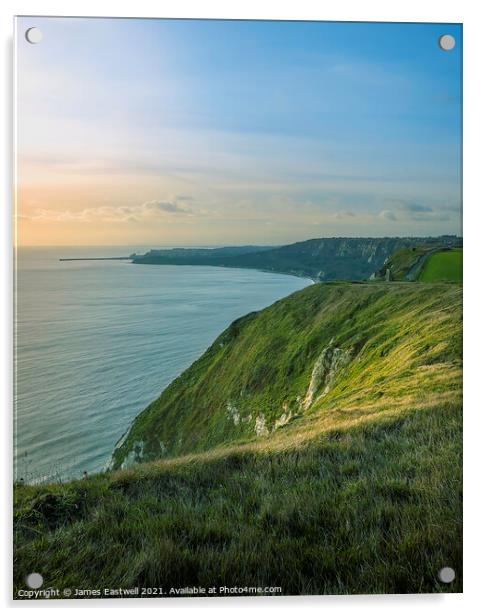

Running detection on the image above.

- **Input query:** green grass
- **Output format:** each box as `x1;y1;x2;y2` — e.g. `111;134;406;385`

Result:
419;249;462;283
374;243;463;281
111;282;462;468
378;245;434;280
13;281;462;597
14;400;462;596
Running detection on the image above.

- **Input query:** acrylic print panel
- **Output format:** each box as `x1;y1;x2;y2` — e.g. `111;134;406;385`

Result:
14;17;462;599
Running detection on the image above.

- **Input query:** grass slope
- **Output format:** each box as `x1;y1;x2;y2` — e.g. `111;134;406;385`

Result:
111;282;462;468
376;245;437;281
14;282;462;596
373;242;462;281
14;401;462;596
419;248;462;283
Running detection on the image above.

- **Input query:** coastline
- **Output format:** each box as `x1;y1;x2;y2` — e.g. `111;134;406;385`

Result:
107;268;314;472
17;256;310;484
131;259;318;284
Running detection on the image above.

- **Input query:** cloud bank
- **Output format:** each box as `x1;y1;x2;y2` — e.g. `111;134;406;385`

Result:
21;199;196;223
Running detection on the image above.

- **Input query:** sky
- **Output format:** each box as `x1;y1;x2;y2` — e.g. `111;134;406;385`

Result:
15;17;462;246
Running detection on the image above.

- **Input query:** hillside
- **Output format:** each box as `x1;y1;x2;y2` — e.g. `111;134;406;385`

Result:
110;282;462;469
133;236;461;281
14;281;462;596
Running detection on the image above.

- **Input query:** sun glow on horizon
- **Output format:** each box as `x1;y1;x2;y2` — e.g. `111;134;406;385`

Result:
16;17;462;247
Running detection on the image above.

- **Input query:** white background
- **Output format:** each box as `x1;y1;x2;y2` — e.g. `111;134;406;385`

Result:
1;1;480;614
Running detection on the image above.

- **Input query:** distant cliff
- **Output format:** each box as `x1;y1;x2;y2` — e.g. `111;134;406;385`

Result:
133;236;461;281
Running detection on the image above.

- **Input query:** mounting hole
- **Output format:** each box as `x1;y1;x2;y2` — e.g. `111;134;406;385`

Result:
26;572;43;589
25;27;43;44
438;567;456;584
439;34;455;51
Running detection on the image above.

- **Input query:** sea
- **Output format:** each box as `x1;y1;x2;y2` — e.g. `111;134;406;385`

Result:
14;246;310;483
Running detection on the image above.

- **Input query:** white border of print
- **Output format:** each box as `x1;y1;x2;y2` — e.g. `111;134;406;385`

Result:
1;1;480;615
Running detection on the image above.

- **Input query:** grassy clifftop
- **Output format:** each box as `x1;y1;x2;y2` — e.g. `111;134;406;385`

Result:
14;400;462;595
14;281;462;596
111;282;462;470
375;244;462;282
419;248;462;282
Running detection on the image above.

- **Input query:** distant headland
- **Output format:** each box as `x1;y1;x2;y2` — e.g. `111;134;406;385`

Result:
60;236;461;283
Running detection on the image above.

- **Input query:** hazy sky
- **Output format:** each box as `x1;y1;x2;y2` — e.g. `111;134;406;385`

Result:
16;17;462;246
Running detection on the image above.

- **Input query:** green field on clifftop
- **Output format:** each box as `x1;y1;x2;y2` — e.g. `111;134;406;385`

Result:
419;248;462;283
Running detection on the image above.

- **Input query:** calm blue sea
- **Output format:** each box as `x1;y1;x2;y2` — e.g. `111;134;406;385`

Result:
15;247;310;482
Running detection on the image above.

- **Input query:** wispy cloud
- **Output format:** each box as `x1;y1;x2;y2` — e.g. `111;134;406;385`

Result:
142;200;194;215
384;199;433;213
20;199;197;223
379;210;398;221
379;198;459;224
333;211;356;220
